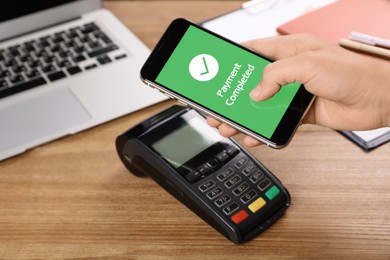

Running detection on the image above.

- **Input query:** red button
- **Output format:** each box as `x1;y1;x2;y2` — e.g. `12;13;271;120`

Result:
231;210;249;224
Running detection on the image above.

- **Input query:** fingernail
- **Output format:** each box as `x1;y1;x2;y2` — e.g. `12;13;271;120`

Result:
250;86;262;100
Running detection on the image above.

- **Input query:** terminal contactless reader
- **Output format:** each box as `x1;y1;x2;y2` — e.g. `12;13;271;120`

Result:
116;105;290;244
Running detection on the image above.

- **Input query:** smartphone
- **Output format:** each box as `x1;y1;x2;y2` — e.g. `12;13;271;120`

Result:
116;105;290;244
140;18;314;148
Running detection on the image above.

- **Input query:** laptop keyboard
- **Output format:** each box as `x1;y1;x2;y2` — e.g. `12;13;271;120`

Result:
0;22;128;99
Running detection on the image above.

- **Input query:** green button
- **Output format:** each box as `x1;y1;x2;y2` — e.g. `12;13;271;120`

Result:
265;185;280;200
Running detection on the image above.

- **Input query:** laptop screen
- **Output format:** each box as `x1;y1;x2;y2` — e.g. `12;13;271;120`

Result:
0;1;77;23
0;0;100;41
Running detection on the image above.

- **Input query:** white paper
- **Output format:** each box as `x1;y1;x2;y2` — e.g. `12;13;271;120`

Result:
352;127;390;142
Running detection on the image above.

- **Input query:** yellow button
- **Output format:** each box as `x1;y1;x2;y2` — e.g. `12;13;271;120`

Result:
248;197;266;213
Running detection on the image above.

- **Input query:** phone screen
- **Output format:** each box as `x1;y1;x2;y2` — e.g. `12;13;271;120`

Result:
142;19;312;147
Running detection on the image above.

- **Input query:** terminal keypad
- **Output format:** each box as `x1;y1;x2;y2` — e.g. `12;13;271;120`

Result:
197;152;280;225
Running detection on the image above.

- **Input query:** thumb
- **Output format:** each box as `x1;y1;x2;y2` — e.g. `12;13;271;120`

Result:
250;55;313;101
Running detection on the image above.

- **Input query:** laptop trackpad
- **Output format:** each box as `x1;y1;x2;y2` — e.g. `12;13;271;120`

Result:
0;86;92;152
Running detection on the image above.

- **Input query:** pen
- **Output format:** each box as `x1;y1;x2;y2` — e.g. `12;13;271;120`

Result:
242;0;278;13
349;31;390;49
242;0;273;9
339;38;390;59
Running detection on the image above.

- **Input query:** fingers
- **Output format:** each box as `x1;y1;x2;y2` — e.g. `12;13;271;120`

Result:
218;123;240;137
215;123;264;147
206;117;240;137
206;117;264;147
243;136;263;147
206;117;221;127
243;34;331;102
249;63;283;101
250;54;315;101
205;34;334;147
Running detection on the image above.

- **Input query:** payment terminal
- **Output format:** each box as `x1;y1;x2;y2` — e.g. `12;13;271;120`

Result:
116;105;290;244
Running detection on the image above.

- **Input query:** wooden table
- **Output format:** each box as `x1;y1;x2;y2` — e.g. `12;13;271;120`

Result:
1;1;389;259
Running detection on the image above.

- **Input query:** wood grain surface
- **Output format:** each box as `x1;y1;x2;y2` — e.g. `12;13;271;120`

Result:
0;1;389;259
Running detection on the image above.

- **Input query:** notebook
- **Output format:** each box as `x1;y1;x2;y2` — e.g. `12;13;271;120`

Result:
339;128;390;151
0;0;166;161
276;0;390;44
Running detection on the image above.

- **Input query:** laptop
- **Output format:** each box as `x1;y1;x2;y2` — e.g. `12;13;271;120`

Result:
0;0;166;161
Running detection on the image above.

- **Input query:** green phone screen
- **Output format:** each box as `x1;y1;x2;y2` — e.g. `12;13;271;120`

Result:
155;25;300;139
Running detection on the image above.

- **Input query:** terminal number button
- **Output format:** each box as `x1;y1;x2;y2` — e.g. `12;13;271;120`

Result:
258;178;271;191
217;167;234;181
234;157;248;169
240;189;257;204
214;194;231;207
206;187;223;200
198;180;216;193
242;163;256;176
249;171;264;184
223;202;239;215
232;182;249;196
224;175;242;189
